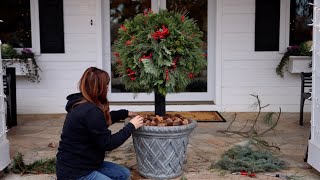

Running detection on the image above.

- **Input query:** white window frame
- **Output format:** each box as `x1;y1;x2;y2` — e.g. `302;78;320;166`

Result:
104;0;215;103
29;0;41;55
279;0;291;53
2;0;40;54
279;0;313;53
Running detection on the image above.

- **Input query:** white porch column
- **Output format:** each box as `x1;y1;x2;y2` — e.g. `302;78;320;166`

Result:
0;41;11;171
308;0;320;172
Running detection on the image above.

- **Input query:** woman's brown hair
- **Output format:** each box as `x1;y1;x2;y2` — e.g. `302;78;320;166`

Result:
76;67;111;125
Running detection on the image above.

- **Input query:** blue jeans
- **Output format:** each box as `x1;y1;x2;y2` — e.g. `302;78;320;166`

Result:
77;161;131;180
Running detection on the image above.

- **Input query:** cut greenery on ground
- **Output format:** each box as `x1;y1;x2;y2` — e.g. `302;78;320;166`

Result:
10;153;56;174
214;144;287;173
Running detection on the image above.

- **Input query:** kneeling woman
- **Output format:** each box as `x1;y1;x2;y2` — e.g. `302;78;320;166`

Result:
56;67;144;180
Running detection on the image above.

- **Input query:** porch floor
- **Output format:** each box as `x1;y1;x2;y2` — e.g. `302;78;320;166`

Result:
2;112;320;180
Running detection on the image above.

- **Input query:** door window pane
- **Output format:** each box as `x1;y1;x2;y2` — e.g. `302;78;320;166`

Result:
289;0;313;45
167;0;208;92
0;0;32;48
110;0;151;93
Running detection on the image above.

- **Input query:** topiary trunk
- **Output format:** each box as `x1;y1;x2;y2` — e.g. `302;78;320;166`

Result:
155;92;165;116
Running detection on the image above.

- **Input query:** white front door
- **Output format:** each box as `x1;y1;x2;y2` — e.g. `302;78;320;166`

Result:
102;0;216;103
308;0;320;172
0;41;10;171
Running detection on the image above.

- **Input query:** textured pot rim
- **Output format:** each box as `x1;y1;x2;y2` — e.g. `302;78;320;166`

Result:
134;120;197;133
289;55;312;59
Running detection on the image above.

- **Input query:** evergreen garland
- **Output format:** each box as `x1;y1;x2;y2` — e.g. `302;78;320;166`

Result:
113;10;207;95
215;145;287;173
10;153;56;174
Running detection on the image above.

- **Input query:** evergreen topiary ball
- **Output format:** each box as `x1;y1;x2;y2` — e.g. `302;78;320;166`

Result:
112;10;207;95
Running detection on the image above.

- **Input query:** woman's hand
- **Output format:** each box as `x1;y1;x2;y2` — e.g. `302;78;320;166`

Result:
128;111;138;116
129;115;144;129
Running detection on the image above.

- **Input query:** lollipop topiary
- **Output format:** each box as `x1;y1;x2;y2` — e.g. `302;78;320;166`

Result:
113;9;206;116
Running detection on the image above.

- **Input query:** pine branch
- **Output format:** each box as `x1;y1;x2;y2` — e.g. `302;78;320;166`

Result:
238;119;250;133
252;136;280;151
218;94;282;150
10;153;56;175
226;113;237;131
258;109;281;136
246;94;266;133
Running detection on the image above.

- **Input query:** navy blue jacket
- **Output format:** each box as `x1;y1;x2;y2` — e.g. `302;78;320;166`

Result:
56;93;135;180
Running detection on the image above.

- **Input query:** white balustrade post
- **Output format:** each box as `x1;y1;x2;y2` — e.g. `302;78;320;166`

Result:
308;0;320;172
0;40;11;171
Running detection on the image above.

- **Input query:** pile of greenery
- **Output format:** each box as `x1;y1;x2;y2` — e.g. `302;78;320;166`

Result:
10;153;55;174
215;144;287;173
112;10;206;95
276;41;312;78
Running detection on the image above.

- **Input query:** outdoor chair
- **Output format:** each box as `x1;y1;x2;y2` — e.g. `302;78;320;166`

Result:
3;67;17;128
300;72;312;126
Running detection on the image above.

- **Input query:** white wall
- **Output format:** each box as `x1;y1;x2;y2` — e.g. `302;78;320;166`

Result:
16;0;97;114
16;0;310;114
220;0;311;112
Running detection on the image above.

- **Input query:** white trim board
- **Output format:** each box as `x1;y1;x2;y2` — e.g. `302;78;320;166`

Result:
215;0;222;106
109;104;222;112
30;0;41;54
96;0;103;68
279;0;290;53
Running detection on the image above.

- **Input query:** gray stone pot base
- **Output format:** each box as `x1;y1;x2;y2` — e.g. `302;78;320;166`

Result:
132;120;197;179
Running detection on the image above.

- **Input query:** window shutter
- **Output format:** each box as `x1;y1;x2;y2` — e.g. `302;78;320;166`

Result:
39;0;64;53
255;0;280;51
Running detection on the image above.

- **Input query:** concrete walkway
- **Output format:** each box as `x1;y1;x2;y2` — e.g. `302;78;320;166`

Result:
2;112;320;180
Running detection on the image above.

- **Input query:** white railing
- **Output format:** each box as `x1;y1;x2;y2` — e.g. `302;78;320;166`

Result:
0;40;11;171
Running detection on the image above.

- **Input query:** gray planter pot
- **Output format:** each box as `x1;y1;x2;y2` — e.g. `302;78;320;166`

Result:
132;120;197;179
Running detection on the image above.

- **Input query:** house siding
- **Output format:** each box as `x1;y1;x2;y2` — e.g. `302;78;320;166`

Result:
16;0;97;114
220;0;310;112
14;0;310;114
